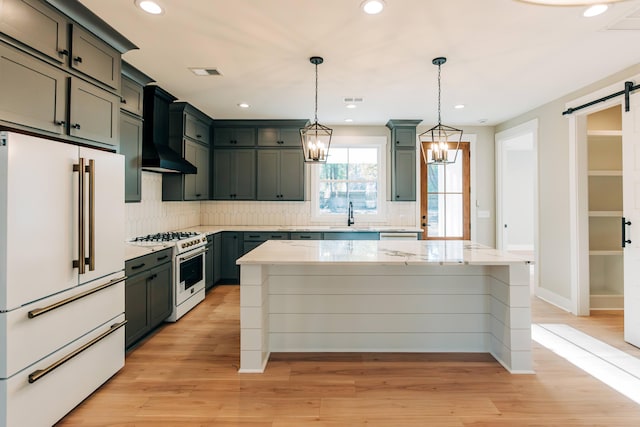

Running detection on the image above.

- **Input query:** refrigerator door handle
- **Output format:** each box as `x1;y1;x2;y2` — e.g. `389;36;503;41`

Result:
73;157;86;274
87;159;95;271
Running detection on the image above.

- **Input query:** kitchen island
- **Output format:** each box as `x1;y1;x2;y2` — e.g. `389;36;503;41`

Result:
236;240;533;374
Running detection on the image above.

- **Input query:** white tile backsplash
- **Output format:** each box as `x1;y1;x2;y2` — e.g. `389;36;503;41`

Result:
126;172;417;238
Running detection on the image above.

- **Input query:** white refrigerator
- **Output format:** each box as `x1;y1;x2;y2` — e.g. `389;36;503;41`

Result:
0;131;126;426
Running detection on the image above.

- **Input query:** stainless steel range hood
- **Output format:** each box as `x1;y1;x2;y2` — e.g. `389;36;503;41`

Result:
142;85;197;174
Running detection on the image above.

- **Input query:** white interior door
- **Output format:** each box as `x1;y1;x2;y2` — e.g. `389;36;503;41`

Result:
623;91;640;347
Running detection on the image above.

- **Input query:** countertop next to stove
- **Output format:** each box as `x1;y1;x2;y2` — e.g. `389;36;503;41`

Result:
124;225;423;262
125;243;174;261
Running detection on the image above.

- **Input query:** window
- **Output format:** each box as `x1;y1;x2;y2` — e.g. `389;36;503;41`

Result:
421;142;470;239
312;137;386;221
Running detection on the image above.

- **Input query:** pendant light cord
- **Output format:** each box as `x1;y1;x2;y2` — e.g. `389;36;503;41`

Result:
437;62;442;125
314;62;319;123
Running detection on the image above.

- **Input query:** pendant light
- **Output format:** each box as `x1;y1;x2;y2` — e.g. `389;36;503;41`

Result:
300;56;332;163
419;57;462;165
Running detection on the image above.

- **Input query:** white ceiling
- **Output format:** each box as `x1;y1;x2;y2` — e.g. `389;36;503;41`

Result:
78;0;640;126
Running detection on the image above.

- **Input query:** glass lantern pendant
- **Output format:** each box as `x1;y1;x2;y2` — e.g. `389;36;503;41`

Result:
419;57;462;165
300;56;332;163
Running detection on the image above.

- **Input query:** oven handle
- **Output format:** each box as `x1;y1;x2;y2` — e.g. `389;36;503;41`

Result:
177;248;207;262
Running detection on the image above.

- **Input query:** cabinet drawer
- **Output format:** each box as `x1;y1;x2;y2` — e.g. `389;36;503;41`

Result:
243;232;289;241
125;248;172;277
0;313;125;427
290;232;323;240
70;24;121;90
0;273;124;378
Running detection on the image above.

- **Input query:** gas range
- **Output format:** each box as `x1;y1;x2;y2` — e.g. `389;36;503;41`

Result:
129;231;207;254
128;231;208;321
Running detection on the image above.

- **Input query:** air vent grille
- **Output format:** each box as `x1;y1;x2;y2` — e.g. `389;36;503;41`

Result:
189;67;223;76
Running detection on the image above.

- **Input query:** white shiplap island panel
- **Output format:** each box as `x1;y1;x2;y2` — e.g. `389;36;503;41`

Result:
237;240;533;374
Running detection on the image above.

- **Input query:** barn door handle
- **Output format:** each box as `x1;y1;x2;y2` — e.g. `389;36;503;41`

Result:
622;217;632;247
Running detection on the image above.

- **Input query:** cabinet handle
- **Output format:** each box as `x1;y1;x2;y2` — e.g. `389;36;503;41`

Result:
196;193;201;197
58;49;69;56
73;56;83;63
131;263;146;270
28;320;127;384
300;235;311;239
72;123;81;130
622;217;632;247
396;140;400;144
120;98;127;104
157;255;169;261
55;120;66;126
196;134;202;138
396;195;400;198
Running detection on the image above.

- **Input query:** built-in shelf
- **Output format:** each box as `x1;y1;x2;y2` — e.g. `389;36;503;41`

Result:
587;130;623;137
588;211;622;217
589;250;623;256
586;105;623;309
588;170;622;176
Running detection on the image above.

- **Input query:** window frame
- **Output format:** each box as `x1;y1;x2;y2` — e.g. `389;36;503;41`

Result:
310;136;387;223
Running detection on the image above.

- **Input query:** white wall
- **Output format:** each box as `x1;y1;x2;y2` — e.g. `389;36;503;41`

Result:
495;63;640;304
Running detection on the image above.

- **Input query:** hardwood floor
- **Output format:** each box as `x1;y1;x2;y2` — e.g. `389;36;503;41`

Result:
56;285;640;426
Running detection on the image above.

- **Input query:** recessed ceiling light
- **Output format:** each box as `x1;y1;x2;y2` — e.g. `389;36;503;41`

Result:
345;118;354;123
135;0;163;15
583;4;609;16
237;103;250;109
346;104;357;109
454;104;465;109
361;0;385;15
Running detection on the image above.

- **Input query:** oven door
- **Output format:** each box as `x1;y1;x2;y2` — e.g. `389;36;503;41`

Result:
176;247;206;305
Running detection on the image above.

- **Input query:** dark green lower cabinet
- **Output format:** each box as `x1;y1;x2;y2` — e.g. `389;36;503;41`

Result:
218;232;243;284
205;237;215;290
125;249;173;349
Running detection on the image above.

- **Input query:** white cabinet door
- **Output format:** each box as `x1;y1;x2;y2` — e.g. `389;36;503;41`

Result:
77;147;124;285
1;133;78;310
623;91;640;348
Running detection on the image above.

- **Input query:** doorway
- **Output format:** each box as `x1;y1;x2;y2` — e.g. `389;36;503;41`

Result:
495;119;539;292
420;142;470;240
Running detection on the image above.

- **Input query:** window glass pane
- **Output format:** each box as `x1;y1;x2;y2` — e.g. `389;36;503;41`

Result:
427;165;445;193
445;194;463;237
348;181;377;213
445;157;462;193
427;194;445;237
320;162;347;180
319;181;347;213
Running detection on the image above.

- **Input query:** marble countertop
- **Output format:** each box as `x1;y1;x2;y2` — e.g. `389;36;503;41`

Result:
125;225;422;261
236;240;532;266
179;225;423;234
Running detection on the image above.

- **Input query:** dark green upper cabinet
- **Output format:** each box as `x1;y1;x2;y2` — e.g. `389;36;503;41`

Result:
69;24;120;90
213;149;255;200
0;0;68;65
386;119;422;202
120;75;144;116
257;127;302;147
257;149;304;201
163;102;213;201
213;127;256;147
120;111;143;202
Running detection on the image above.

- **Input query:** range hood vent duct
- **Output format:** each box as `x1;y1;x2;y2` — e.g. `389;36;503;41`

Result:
141;85;197;174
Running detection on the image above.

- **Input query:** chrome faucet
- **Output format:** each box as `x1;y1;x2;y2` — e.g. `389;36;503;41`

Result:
348;201;355;226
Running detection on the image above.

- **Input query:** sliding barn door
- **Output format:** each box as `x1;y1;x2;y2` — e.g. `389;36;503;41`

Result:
623;91;640;348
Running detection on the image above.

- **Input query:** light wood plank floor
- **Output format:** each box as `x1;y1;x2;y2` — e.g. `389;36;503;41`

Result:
56;285;640;426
